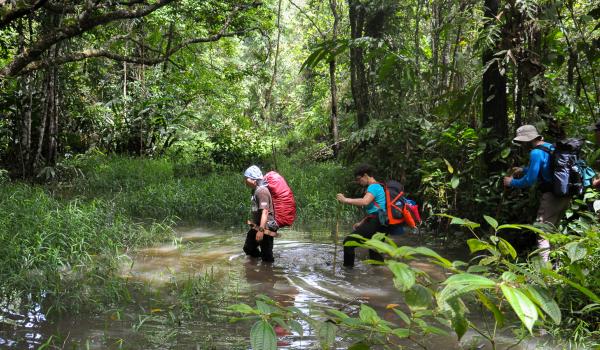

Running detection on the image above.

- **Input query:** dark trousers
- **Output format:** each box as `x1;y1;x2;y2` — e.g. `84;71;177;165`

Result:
243;229;275;262
343;216;384;267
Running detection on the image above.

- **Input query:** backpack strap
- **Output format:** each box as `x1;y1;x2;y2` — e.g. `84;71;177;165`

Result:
533;144;554;191
534;144;553;154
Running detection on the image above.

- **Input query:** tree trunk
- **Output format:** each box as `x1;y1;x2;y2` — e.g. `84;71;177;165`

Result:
348;0;369;128
264;0;283;120
329;0;340;157
482;0;508;172
414;0;421;78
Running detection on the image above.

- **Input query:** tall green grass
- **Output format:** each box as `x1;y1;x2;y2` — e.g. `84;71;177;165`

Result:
0;182;174;313
66;154;359;225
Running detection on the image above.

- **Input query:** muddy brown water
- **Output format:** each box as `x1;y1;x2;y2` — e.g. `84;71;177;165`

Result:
0;226;558;349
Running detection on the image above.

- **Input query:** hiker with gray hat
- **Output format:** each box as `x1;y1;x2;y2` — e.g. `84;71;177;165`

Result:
503;125;571;261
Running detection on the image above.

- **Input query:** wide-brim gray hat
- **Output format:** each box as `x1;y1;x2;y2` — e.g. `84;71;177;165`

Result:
513;124;541;143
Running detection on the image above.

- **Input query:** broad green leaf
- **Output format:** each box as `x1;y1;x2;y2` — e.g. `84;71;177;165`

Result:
483;215;498;230
540;269;600;303
439;274;496;303
501;147;511;158
516;224;547;235
405;284;432;310
229;303;255;314
413;247;452;267
359;304;380;324
524;286;561;325
476;291;504;327
387;261;416;292
446;298;468;340
450;175;460;189
392;308;411;325
392;328;410;338
326;309;350;320
467;265;490;273
500;285;538;334
497;224;525;230
348;342;370;350
501;271;518;282
318;322;337;349
450;217;465;225
364;239;394;256
422;325;449;336
443;273;496;286
443;158;454;174
498;238;517;259
565;242;587;263
256;300;272;314
289;320;304;336
250;320;277;350
467;239;491;253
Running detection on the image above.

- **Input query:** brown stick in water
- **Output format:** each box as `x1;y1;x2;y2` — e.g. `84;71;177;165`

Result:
246;220;279;237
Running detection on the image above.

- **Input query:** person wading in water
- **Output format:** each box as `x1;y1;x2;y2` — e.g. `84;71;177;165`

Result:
336;164;386;267
243;165;278;262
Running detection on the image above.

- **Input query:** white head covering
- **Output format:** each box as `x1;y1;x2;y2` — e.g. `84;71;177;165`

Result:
243;165;263;180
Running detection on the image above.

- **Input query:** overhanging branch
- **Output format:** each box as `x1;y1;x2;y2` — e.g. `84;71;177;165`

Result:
18;28;260;75
0;0;175;79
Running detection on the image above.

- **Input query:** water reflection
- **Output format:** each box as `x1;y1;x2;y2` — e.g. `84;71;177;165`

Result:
0;225;558;349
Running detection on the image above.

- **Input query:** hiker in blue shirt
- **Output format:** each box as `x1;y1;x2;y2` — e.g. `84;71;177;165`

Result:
336;164;386;267
503;125;571;261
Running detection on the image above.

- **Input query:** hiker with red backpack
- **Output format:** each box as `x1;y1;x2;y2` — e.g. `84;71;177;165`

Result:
243;165;278;262
242;165;297;263
336;164;387;267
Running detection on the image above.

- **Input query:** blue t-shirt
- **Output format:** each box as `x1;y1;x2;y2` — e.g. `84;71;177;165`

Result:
510;142;554;188
365;184;386;214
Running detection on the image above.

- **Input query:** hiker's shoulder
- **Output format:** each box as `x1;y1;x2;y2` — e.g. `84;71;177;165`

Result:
256;185;271;197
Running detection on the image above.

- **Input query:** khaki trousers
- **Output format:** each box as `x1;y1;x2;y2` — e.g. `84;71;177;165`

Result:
535;192;571;260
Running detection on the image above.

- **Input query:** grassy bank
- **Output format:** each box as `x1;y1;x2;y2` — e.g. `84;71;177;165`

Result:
65;154;359;225
0;182;174;314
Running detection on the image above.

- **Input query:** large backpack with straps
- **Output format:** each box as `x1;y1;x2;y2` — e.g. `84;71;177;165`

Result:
264;171;297;227
536;139;596;197
376;180;421;229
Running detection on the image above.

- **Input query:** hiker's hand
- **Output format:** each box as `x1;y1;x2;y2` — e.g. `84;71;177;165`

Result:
503;176;513;187
511;167;523;176
255;230;264;242
336;193;347;204
593;178;600;188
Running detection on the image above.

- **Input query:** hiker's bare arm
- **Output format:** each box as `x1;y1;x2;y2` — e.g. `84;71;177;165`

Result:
336;192;375;207
255;208;269;241
353;217;366;230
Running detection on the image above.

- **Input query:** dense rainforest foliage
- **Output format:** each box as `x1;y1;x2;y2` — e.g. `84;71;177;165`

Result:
0;0;599;348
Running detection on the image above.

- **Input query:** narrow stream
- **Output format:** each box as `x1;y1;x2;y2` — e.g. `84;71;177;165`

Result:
0;225;558;349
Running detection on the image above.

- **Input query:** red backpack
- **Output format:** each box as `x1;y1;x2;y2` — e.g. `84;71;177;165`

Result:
381;180;421;228
264;171;297;227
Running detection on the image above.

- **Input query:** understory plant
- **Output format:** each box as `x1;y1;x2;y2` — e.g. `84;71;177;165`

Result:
231;213;600;349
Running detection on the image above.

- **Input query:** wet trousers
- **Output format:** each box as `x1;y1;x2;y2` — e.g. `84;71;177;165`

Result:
343;216;384;267
243;229;275;262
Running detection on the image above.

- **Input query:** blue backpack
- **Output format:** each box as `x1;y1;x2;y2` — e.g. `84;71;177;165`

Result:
536;139;596;197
